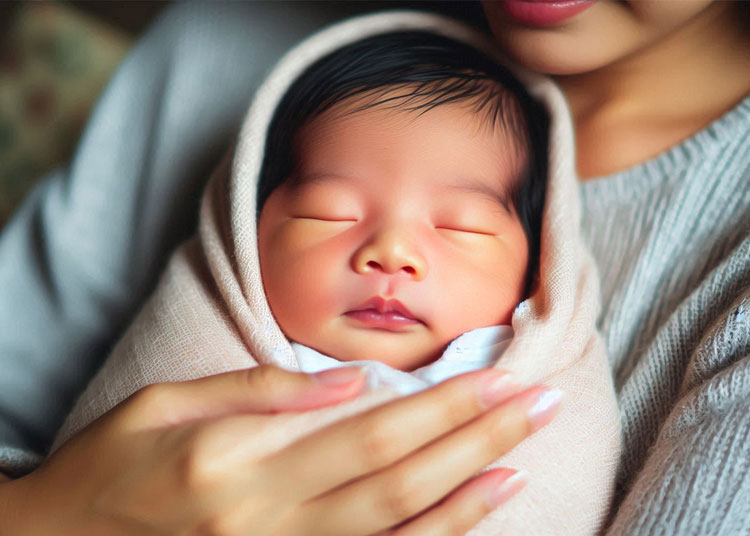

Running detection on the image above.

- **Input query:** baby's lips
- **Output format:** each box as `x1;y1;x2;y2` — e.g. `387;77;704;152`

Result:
350;296;421;321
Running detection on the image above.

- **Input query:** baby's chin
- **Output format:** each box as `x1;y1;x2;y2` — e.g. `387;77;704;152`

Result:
302;337;447;372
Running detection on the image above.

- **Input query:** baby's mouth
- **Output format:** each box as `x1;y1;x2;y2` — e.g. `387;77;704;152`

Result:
344;297;423;331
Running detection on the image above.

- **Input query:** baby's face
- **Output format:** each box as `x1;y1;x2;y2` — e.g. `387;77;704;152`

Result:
258;98;530;370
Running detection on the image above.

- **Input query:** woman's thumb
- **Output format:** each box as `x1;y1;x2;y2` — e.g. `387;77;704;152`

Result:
124;365;366;427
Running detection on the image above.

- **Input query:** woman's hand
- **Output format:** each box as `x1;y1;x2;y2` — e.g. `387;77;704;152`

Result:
0;365;561;535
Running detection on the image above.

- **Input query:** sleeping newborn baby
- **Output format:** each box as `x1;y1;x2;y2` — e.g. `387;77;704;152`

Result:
256;31;546;388
53;12;620;535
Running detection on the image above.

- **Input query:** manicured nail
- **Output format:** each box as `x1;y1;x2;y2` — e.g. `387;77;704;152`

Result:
477;370;519;408
312;367;364;387
519;387;564;432
487;469;528;507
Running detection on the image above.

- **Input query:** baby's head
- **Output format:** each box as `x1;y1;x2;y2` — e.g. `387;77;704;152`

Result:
258;32;548;371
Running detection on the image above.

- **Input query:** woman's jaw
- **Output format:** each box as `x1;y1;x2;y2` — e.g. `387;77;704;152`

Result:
483;0;750;178
482;0;724;76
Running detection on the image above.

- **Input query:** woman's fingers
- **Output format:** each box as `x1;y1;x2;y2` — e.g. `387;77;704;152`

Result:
264;369;519;501
390;468;527;536
104;368;555;536
304;386;561;536
119;365;366;429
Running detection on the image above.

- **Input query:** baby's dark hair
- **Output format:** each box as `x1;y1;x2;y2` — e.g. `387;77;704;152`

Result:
258;31;548;296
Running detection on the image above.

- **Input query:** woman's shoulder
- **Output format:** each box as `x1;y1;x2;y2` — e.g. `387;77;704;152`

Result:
578;95;749;517
579;95;748;310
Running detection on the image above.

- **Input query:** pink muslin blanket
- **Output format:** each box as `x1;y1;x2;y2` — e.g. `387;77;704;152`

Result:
52;12;621;535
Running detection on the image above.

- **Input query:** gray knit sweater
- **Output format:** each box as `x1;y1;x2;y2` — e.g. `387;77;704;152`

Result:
0;3;747;533
582;97;750;535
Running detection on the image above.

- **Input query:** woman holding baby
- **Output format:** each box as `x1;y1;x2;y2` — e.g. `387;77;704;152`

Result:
0;1;747;534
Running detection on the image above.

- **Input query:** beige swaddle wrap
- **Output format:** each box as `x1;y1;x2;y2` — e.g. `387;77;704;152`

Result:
53;12;621;535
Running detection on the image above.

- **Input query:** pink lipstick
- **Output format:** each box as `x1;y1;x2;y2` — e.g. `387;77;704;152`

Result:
345;297;422;331
500;0;595;27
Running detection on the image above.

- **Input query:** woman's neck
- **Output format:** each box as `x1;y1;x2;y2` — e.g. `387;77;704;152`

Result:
555;3;750;179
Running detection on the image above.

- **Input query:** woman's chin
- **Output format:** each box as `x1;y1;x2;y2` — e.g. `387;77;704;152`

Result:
490;28;628;76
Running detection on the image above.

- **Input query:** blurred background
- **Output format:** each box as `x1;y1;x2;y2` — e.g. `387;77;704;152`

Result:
0;1;169;226
0;1;486;229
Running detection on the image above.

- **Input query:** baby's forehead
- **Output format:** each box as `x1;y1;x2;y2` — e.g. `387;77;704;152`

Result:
293;170;517;218
291;95;526;207
300;85;527;151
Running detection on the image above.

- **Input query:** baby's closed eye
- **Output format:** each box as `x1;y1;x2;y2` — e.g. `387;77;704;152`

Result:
287;181;361;222
432;209;509;237
434;225;498;237
292;214;358;222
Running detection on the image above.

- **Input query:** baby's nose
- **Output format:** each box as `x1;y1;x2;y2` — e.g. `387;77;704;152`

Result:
351;228;427;281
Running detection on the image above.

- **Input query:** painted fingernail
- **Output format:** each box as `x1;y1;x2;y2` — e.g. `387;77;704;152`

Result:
519;387;564;432
312;367;364;387
487;469;528;508
477;370;520;408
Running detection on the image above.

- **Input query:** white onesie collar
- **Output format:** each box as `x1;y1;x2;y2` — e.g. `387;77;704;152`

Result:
291;325;513;396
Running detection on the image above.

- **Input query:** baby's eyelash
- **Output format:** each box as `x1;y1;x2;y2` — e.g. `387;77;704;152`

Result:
435;226;496;236
293;216;358;223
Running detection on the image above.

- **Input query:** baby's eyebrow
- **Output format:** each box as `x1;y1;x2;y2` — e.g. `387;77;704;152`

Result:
446;179;513;214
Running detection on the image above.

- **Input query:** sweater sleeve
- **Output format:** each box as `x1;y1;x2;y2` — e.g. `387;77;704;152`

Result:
0;1;350;477
606;242;750;535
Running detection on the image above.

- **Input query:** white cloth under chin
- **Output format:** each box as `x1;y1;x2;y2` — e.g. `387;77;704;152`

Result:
291;325;514;396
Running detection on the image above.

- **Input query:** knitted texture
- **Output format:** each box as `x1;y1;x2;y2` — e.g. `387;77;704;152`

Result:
50;12;620;536
583;97;750;535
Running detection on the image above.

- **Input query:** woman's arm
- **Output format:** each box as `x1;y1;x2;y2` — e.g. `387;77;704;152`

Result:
0;1;360;476
606;242;750;534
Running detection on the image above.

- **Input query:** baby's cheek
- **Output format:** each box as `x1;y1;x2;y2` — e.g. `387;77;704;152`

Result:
262;227;351;338
436;243;528;331
269;268;343;352
263;263;330;344
261;221;347;291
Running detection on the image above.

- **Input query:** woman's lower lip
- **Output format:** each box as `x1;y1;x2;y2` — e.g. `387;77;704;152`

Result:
500;0;595;27
345;309;420;330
